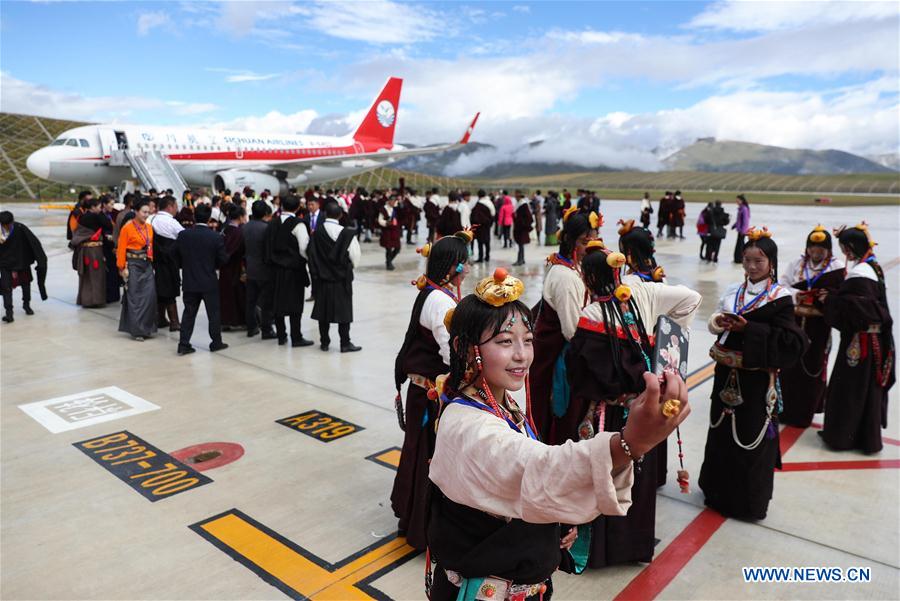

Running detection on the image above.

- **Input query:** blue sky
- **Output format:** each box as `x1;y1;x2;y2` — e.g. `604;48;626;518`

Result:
1;1;897;171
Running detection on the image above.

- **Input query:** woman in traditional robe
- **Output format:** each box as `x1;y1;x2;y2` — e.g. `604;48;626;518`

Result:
529;210;598;440
100;196;121;304
70;204;107;308
618;220;669;485
379;196;402;270
512;194;533;266
561;243;700;566
391;232;471;550
700;227;806;520
219;204;247;329
778;226;845;427
819;224;895;454
426;268;690;601
470;190;495;263
117;199;157;340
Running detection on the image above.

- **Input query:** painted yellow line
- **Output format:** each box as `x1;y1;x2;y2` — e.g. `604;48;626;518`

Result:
686;362;716;390
373;448;401;468
38;203;74;210
194;510;416;600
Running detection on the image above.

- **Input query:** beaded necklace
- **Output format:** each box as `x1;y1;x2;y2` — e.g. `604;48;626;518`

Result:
803;256;833;289
733;278;771;315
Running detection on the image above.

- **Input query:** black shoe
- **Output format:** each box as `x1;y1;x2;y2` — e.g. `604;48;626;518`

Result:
261;330;278;340
23;304;34;316
474;258;484;263
177;345;196;356
340;343;362;353
209;342;229;352
320;343;330;351
278;337;288;346
292;337;314;347
2;311;13;323
386;263;396;271
247;327;260;337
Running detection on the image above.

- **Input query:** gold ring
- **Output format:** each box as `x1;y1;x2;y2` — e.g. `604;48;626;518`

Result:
661;398;681;418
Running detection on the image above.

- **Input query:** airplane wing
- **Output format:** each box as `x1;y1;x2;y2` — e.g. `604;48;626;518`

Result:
263;113;480;178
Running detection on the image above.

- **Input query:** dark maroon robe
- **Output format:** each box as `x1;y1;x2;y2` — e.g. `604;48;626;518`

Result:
820;273;895;453
436;205;462;238
218;223;246;327
779;269;845;427
513;203;533;245
470;202;493;242
380;206;401;249
529;299;566;441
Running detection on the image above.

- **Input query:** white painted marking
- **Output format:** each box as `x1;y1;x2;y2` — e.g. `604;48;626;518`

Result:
18;387;160;433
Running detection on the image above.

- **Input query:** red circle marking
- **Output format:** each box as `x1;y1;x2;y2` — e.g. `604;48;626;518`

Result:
170;442;244;472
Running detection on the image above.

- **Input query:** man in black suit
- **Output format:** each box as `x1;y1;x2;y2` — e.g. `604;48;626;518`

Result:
174;203;228;355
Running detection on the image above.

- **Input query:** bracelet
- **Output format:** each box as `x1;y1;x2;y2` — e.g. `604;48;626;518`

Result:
619;429;644;473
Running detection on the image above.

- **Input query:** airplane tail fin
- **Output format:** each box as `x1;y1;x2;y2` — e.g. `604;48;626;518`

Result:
352;77;403;151
459;112;480;144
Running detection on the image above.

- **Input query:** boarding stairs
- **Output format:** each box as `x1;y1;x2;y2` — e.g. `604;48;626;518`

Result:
111;150;188;199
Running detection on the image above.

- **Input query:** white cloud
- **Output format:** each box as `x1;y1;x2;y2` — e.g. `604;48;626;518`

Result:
205;68;285;83
209;109;320;134
689;0;898;32
304;0;445;44
512;5;531;13
0;72;218;121
137;11;170;36
547;30;645;45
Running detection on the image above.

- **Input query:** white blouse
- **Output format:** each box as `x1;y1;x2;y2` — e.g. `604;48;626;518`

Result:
541;263;587;341
429;403;634;524
779;255;845;301
708;278;792;336
418;290;456;366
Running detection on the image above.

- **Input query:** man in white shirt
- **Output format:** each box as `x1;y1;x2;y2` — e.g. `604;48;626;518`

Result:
149;196;184;330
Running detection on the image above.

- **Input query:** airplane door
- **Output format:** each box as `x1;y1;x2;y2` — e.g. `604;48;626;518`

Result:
97;128;119;158
236;143;244;160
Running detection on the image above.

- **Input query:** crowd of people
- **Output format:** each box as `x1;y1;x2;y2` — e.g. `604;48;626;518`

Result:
389;205;894;598
0;184;895;599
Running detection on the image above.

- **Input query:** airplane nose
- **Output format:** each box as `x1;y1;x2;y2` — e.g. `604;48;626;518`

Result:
26;149;50;179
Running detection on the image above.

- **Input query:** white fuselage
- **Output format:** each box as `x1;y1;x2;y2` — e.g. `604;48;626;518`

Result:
26;124;399;189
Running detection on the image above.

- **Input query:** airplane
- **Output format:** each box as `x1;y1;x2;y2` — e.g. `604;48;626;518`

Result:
26;77;480;196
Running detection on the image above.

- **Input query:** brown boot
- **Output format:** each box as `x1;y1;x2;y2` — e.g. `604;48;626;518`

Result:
167;303;180;332
156;304;169;328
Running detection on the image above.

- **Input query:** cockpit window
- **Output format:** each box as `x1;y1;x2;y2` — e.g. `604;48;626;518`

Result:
66;139;79;146
51;138;67;146
79;139;90;147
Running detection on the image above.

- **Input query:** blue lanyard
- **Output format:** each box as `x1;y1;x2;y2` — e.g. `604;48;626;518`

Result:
733;281;771;315
803;257;833;289
634;271;653;282
443;396;538;440
426;283;457;302
555;253;574;267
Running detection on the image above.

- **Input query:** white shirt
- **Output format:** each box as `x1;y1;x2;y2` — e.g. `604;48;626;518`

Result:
322;218;361;268
280;213;309;259
457;199;471;229
429;404;634;524
419;289;456;365
845;259;878;281
477;197;496;217
148;211;184;240
542;263;587;340
779;255;845;301
583;279;702;333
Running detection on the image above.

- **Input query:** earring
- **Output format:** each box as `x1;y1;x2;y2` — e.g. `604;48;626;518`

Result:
473;345;483;371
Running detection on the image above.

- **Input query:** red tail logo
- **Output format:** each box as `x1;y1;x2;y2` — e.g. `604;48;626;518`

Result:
353;77;403;151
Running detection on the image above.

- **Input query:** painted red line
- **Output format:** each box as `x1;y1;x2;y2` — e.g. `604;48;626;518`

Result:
809;422;900;446
779;425;806;456
613;508;726;601
780;459;900;472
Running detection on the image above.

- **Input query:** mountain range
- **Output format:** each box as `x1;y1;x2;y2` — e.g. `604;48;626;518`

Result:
395;138;897;178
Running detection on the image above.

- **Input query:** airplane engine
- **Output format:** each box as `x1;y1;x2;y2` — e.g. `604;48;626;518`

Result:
213;170;288;197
